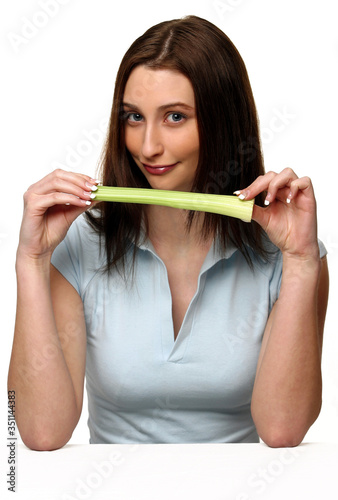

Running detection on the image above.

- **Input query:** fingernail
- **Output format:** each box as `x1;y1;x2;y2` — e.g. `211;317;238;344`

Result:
85;200;92;206
86;182;98;191
233;190;241;196
265;192;272;205
90;192;97;199
238;193;246;200
286;197;291;204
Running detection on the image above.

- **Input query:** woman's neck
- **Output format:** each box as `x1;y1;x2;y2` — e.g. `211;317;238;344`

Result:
146;205;212;255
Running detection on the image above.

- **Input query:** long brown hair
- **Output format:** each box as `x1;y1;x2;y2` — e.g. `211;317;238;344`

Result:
87;15;269;273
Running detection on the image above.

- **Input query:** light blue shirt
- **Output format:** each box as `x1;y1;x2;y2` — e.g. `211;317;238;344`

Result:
51;214;327;444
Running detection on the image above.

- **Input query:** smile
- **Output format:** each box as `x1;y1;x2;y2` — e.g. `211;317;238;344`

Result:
142;163;178;175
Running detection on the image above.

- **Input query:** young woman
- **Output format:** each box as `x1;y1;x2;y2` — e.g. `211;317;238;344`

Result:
8;15;329;450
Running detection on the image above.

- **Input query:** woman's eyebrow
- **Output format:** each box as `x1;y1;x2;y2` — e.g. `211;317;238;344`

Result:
122;101;194;111
159;102;195;111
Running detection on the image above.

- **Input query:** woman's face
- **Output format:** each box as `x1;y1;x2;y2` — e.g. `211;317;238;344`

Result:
123;65;199;192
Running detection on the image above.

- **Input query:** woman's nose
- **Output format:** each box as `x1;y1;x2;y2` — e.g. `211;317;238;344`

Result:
141;124;164;159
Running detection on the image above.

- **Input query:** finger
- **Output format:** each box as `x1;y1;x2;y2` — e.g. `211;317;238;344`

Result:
234;168;298;204
263;168;299;204
25;191;93;214
28;169;100;196
25;172;100;209
233;171;277;201
269;186;290;206
50;202;94;226
287;176;314;204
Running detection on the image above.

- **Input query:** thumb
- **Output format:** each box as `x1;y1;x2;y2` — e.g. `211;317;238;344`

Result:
62;201;98;228
252;204;269;231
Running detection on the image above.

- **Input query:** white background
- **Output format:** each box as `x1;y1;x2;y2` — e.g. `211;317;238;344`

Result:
1;0;337;455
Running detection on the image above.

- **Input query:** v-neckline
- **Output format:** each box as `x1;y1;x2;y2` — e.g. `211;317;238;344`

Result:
157;241;218;362
138;236;238;363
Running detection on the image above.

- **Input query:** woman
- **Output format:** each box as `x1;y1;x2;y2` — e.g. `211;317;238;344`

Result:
8;15;329;450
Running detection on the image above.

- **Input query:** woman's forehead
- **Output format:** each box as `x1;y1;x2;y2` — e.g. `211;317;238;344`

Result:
123;66;195;107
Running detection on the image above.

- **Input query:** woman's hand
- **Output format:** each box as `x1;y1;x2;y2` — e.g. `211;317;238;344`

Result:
18;169;99;261
235;168;320;260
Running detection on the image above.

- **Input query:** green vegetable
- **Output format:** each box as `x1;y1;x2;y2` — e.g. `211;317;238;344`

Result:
94;186;254;222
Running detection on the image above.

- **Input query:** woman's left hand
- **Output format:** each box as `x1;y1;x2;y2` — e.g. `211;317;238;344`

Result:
235;168;320;260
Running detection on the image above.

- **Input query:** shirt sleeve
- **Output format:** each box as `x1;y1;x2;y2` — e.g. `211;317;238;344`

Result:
51;214;105;297
318;239;328;259
50;218;83;295
268;238;327;312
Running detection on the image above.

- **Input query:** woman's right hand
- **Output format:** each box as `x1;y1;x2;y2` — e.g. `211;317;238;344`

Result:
17;169;99;261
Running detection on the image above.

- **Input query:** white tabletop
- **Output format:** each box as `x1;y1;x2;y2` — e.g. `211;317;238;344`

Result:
9;442;338;500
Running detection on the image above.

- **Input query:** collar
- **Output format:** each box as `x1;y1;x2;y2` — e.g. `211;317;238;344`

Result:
137;232;238;276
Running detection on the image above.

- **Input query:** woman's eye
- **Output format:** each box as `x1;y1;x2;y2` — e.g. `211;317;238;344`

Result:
166;113;186;123
126;113;143;122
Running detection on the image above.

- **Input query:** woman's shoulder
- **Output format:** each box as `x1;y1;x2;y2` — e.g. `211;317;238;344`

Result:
51;212;106;294
245;233;327;280
65;212;101;252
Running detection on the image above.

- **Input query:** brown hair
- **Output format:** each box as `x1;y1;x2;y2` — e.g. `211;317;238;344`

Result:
87;15;269;273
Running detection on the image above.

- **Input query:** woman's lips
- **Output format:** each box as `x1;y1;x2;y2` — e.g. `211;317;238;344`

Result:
142;163;178;175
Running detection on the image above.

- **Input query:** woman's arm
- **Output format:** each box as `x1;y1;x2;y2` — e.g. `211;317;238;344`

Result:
7;169;97;451
235;168;329;447
8;259;87;451
251;255;328;447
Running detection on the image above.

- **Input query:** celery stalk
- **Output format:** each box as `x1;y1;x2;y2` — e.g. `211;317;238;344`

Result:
94;186;254;222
